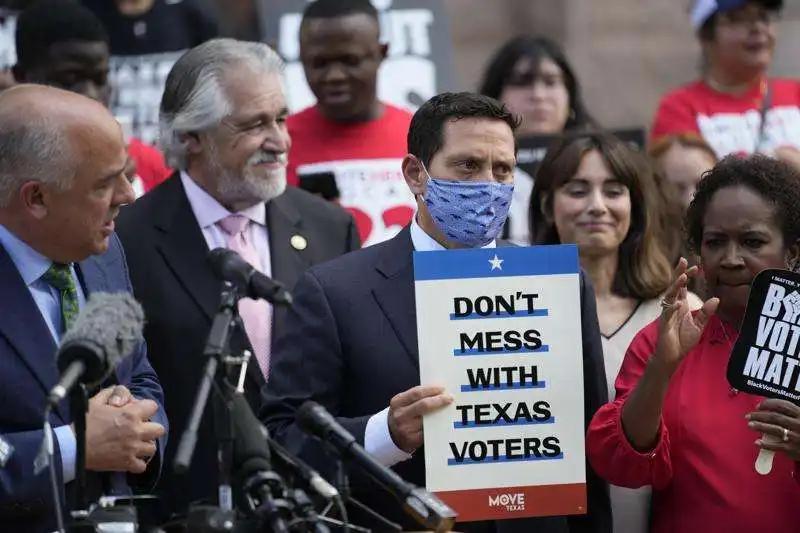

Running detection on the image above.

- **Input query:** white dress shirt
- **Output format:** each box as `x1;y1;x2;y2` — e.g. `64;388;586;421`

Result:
364;217;497;467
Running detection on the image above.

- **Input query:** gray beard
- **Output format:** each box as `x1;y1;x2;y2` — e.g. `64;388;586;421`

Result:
209;145;287;207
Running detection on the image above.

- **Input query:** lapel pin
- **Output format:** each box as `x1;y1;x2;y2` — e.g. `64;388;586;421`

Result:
291;235;307;251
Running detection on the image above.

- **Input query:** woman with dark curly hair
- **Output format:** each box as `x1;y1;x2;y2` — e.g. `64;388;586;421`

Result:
586;154;800;532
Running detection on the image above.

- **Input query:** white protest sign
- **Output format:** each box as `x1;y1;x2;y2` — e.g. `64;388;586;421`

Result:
296;158;415;246
414;245;587;522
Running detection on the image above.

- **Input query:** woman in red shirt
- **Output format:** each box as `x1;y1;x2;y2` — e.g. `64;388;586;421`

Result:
650;0;800;171
586;154;800;533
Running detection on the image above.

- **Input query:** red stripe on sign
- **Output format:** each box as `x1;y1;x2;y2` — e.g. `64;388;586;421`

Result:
435;483;586;522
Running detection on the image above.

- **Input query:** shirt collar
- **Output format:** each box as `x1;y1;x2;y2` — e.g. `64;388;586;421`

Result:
180;171;266;228
0;224;56;286
409;215;497;251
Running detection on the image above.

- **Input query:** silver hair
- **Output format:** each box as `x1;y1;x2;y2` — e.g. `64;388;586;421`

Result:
0;114;76;207
159;38;286;170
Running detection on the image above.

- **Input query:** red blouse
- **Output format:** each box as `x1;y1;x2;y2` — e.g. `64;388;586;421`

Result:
586;314;800;533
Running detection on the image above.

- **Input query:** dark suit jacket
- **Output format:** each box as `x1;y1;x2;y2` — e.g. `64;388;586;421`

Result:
115;173;360;520
261;227;612;533
0;233;168;533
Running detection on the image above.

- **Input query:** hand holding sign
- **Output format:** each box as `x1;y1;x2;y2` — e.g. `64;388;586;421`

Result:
655;259;720;371
746;399;800;465
727;269;800;474
389;385;454;454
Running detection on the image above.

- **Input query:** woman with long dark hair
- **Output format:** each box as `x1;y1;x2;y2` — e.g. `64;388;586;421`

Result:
530;131;701;533
480;35;595;244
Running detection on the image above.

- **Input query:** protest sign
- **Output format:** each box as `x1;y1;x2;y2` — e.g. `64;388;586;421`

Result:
256;0;457;114
727;268;800;475
727;268;800;405
108;51;185;145
414;245;586;521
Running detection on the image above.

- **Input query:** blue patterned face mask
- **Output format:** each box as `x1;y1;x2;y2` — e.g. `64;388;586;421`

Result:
422;171;514;247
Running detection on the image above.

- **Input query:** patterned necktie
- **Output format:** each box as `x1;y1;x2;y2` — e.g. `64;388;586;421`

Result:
41;263;80;335
218;215;272;379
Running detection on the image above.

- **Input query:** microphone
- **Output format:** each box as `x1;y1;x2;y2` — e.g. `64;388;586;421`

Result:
47;292;145;406
208;248;293;306
228;393;294;533
296;402;457;533
229;391;272;470
267;435;340;500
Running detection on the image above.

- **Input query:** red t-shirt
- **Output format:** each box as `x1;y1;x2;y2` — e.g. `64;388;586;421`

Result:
650;77;800;158
286;103;413;247
128;137;171;194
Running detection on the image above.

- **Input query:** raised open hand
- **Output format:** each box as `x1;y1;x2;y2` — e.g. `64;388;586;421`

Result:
654;258;720;370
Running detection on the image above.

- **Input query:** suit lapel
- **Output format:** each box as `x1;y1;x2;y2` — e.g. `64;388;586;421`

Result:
153;175;223;322
0;246;62;414
76;254;111;295
267;192;311;292
371;227;419;368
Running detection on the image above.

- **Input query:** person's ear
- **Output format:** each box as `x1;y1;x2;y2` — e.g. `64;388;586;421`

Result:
379;42;389;62
19;181;49;220
181;132;203;155
402;155;427;197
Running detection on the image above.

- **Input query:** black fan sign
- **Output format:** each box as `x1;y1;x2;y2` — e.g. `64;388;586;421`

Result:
727;269;800;405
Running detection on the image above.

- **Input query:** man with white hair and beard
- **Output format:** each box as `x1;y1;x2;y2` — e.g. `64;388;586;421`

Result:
115;38;360;521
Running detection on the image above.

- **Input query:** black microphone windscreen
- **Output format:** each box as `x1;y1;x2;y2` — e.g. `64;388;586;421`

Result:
208;248;249;285
57;292;145;384
295;401;323;436
230;392;272;471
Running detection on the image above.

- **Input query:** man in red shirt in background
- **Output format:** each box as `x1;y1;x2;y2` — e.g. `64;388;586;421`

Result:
288;0;414;247
12;0;171;197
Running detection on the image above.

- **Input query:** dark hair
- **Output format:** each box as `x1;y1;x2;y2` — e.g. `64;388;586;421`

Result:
478;35;595;131
15;0;108;69
529;130;674;300
407;92;520;168
686;154;800;253
301;0;379;24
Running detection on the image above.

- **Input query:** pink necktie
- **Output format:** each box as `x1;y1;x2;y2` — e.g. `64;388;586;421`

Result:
218;215;272;379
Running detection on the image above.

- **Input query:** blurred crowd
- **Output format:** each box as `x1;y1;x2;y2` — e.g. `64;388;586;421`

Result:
2;0;800;532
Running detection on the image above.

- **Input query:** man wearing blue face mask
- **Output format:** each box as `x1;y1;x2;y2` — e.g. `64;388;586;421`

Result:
261;92;612;533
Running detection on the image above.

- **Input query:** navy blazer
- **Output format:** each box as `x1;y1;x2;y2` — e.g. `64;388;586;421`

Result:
0;233;168;532
261;227;611;533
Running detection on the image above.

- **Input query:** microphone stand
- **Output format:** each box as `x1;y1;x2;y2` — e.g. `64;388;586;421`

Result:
70;383;89;513
325;448;401;533
174;282;243;532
